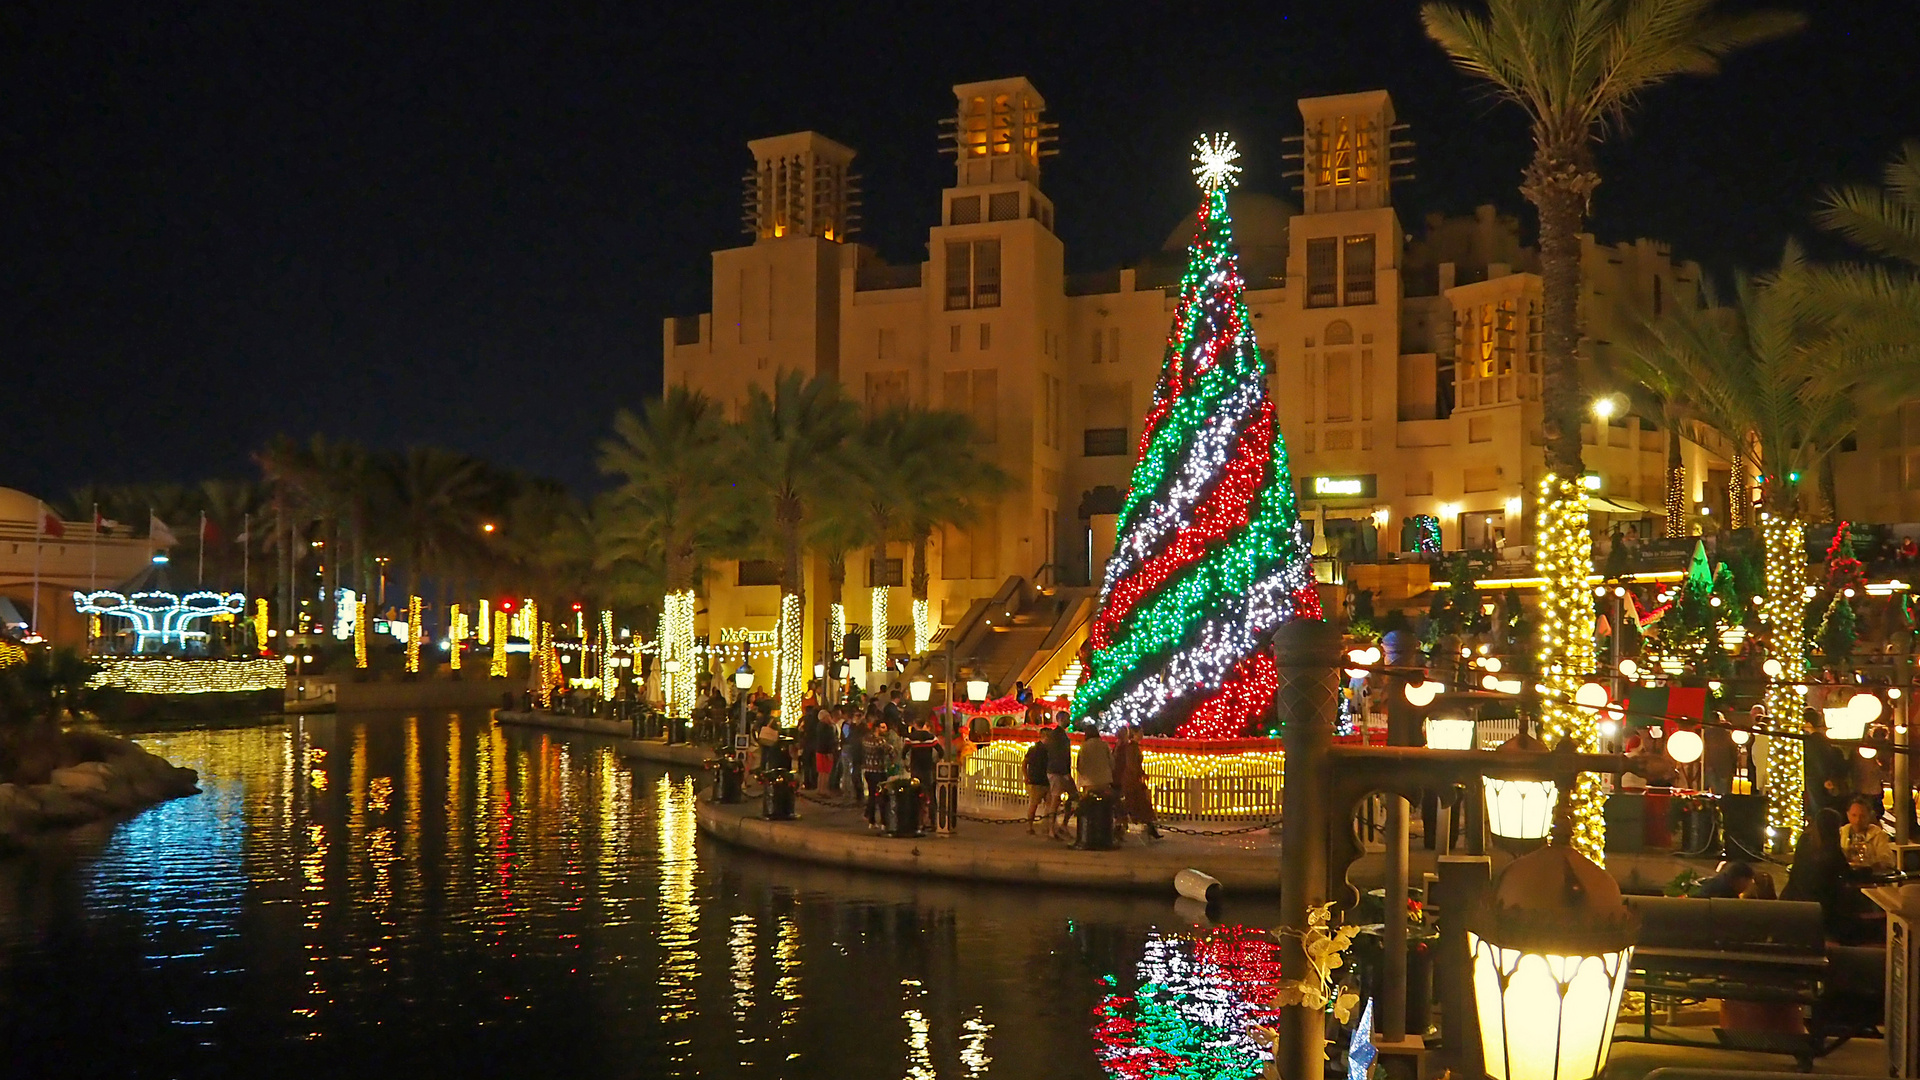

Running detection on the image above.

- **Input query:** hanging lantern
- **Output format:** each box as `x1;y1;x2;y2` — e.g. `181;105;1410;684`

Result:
1404;680;1445;707
1666;729;1704;764
1469;844;1638;1080
1484;732;1556;842
1425;716;1477;751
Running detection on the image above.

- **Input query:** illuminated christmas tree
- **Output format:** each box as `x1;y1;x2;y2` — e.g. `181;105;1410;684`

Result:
1072;136;1319;738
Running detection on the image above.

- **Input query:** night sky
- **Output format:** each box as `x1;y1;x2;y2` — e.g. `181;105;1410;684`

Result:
8;0;1916;499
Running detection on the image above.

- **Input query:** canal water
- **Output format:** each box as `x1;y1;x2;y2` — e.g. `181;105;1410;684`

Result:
0;711;1283;1079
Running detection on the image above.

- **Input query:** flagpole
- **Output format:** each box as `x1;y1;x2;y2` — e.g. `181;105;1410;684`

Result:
242;512;250;601
198;510;206;587
89;503;98;590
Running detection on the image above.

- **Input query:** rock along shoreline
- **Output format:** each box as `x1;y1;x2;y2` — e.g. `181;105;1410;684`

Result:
0;735;201;851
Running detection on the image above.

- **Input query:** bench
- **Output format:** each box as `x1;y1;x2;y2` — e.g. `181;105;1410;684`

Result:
1618;897;1882;1070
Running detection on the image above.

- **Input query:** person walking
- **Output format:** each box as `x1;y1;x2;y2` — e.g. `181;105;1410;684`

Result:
1114;725;1161;840
904;718;943;816
862;720;897;830
1022;733;1051;834
1073;721;1115;845
1045;712;1077;840
797;706;821;789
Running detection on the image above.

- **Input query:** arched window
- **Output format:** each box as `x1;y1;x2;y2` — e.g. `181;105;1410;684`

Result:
1323;320;1354;346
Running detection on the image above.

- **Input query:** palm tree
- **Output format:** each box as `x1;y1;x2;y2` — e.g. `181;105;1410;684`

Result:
1612;348;1695;538
1818;141;1920;267
1618;254;1917;845
728;371;859;722
1421;0;1802;863
383;446;498;626
598;385;734;715
866;407;1008;656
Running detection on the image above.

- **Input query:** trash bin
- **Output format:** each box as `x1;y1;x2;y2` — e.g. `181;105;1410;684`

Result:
762;770;797;820
885;777;923;838
1076;789;1116;850
708;756;744;804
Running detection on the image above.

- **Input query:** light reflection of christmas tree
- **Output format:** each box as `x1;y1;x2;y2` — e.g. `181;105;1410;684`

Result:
1092;925;1285;1080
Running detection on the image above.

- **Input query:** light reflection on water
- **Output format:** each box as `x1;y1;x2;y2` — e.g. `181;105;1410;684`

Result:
0;711;1282;1079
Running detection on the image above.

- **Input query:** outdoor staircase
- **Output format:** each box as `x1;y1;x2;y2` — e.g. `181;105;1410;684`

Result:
919;576;1095;702
1045;659;1084;701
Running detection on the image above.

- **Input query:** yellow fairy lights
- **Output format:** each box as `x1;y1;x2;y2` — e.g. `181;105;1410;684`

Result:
448;604;465;672
478;599;491;644
831;602;846;651
253;598;270;650
913;598;932;655
664;590;696;716
1663;467;1687;538
534;621;556;708
0;639;25;669
1727;452;1747;529
490;610;509;677
777;592;803;727
405;595;423;674
1759;511;1808;847
354;599;368;668
968;739;1284;820
870;586;889;674
87;657;286;694
1533;474;1605;863
599;609;616;702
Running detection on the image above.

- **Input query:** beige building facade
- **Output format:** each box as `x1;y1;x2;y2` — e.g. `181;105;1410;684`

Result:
663;79;1725;666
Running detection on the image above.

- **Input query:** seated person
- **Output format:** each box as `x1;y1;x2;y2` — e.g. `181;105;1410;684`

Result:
1841;794;1896;872
1693;860;1757;899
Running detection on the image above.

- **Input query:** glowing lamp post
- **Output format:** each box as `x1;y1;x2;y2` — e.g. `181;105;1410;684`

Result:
909;675;932;729
966;677;989;704
1485;733;1556;844
734;660;755;742
1469;841;1637;1080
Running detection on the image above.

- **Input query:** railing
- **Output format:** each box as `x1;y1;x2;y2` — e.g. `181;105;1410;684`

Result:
964;731;1283;823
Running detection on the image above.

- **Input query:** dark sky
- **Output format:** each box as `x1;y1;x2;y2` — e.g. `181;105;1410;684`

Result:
8;0;1916;499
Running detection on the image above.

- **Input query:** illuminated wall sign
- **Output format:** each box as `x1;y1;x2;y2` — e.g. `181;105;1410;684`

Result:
74;591;247;653
1308;475;1376;499
718;626;776;645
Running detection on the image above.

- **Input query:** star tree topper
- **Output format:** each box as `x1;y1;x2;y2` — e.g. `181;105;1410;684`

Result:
1346;997;1377;1080
1191;133;1242;192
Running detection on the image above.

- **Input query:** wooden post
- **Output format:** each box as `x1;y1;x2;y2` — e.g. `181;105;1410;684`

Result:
1276;619;1341;1080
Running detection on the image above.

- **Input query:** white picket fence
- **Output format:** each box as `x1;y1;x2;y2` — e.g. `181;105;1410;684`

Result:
963;740;1283;823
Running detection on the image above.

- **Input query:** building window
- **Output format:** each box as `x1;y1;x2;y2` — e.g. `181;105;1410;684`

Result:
868;557;903;587
979;322;992;350
949;324;961;352
1324;354;1353;422
1342;235;1375;305
1084;427;1130;457
1306;238;1338;308
949;195;981;224
941;507;1000;579
944;368;999;443
972;239;1001;308
988;191;1020;221
1042;374;1061;448
737;559;780;587
945;242;972;310
1652;275;1664;315
1091;328;1103;363
672;315;701;346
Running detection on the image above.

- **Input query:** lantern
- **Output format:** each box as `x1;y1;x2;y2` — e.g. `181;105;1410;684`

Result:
966;677;989;703
733;661;755;690
1469;844;1637;1080
1666;729;1704;764
909;676;932;702
1425;716;1476;751
1484;733;1556;842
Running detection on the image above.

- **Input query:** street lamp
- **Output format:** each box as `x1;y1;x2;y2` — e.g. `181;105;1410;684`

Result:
1425;716;1476;751
966;676;989;704
734;660;755;743
1469;842;1637;1080
1485;733;1556;843
909;676;932;703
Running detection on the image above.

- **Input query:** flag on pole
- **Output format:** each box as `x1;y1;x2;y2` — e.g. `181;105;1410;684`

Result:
200;513;223;547
149;513;178;547
94;508;122;533
39;506;64;539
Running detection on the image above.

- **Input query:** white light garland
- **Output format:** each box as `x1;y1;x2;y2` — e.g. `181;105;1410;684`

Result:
912;598;931;655
87;657;285;694
870;586;889;675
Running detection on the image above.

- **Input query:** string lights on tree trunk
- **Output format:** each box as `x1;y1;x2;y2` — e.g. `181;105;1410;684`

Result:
1534;473;1606;862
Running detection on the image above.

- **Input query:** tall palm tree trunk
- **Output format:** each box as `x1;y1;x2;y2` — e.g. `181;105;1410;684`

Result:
663;538;698;717
778;515;805;725
1665;420;1688;539
1526;149;1605;862
824;552;846;705
911;533;932;654
1758;484;1807;851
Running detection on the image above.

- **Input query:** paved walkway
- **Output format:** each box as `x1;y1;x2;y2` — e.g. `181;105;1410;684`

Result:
695;782;1747;897
697;787;1283;894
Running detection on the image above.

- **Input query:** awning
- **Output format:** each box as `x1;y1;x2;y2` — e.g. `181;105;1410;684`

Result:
1585;494;1656;515
0;596;24;628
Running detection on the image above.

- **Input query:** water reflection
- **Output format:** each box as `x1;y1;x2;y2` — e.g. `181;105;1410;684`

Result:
0;711;1282;1079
